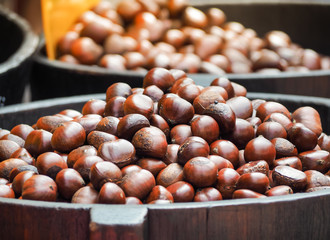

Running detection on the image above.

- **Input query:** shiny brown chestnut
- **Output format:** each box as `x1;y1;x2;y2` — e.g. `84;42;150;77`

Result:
156;163;183;187
236;172;270;194
183;157;217;188
203;102;236;134
265;185;293;196
51;122;86;153
11;170;37;197
0;140;21;161
264;112;293;132
87;131;118;149
273;156;302;170
89;161;122;190
177;83;201;103
244;135;276;166
106;82;132;102
298;150;330;173
36;152;68;179
117;114;150;140
98;182;126;204
125;196;143;205
71;185;98;204
22;175;58;202
318;133;330;152
0;184;15;198
146;185;174;203
95;116;119;135
143;85;164;102
55;168;85;200
177;136;209;166
137;158;167;177
272;165;307;192
10;124;34;141
10;148;35;166
226;96;253;119
0;134;25;148
67;145;98;168
288;123;318;152
9;165;38;182
166;180;195;202
223;118;255;150
70;37;103;65
123;94;154;120
170;124;192;145
210;140;239;168
194;187;222;202
271;137;298;159
132;127;167;159
82;99;106;116
0;158;28;179
104;96;126;118
149;114;170;138
216;168;240;199
236;160;269;176
36;115;71;132
190;115;219;144
118;168;155;201
121;165;142;176
162;144;179;165
98;139;136;168
256;121;287;140
208;155;234;171
143;67;176;92
292;106;322;137
256;101;291;121
232;189;266;199
159;94;195;125
73;155;104;182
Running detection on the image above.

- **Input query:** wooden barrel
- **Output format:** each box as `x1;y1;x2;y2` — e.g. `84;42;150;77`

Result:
0;92;329;240
0;7;38;106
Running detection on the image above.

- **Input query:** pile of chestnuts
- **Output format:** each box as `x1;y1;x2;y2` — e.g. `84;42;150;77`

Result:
56;0;330;74
0;67;329;204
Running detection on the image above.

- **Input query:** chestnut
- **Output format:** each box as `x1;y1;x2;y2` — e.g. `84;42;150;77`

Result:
183;157;217;188
226;96;253;119
55;168;85;200
244;135;276;166
0;134;25;148
236;160;269;176
232;189;266;199
36;115;71;132
156;163;183;187
273;156;302;170
106;82;132;102
216;168;240;199
143;67;175;92
162;144;179;165
70;37;103;65
271;137;298;158
272;165;307;192
170;124;192;145
232;82;248;96
124;94;154;119
143;85;164;102
177;136;209;166
256;101;291;121
183;7;207;29
73;114;102;135
304;170;330;190
9;165;38;182
104;96;126;117
51;122;86;153
82;99;106;116
0;140;21;161
22;175;58;202
159;94;195;125
236;172;270;194
208;155;234;171
190;115;219;144
10;148;35;165
10;124;34;141
166;180;195;202
58;109;82;119
288;123;318;152
125;196;143;205
71;185;98;204
90;161;122;190
98;182;126;204
132;127;167;159
87;131;117;149
194;187;222;202
118;168;155;201
67;145;98;168
73;155;104;182
121;165;142;176
36;152;68;179
149;114;170;138
193;89;225;115
0;158;28;179
264;112;293;132
0;184;15;198
292;106;322;137
137;158;167;177
95;116;120;135
117;113;150;140
146;185;174;203
203;102;236;134
298;150;330;173
210;140;239;168
265;185;293;197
